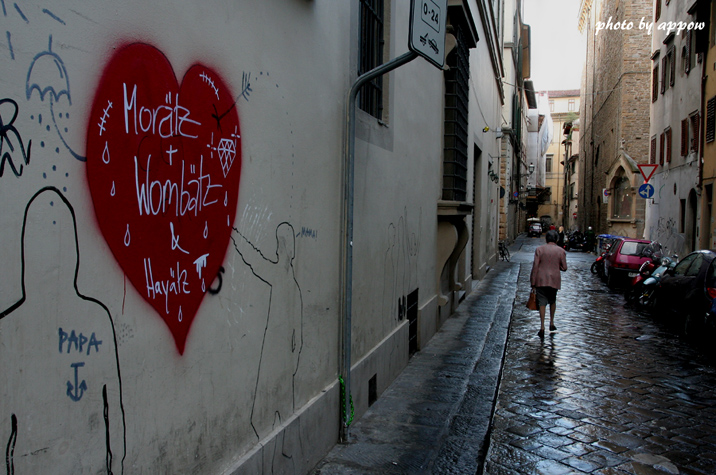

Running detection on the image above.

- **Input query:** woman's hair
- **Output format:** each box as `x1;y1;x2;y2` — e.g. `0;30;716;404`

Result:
545;229;559;243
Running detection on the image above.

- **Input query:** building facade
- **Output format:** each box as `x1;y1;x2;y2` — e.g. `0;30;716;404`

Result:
499;0;533;242
578;0;653;238
538;90;580;229
526;93;553;223
645;0;709;256
696;0;715;251
0;1;512;473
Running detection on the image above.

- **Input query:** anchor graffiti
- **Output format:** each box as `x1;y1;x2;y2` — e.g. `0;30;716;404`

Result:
66;362;87;402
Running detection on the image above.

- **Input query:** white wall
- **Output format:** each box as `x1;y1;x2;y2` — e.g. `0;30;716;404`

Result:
0;1;345;473
0;1;503;473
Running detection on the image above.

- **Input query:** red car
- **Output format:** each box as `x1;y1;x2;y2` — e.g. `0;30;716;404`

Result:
603;238;654;288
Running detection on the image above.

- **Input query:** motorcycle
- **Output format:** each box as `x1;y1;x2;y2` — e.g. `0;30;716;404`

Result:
590;243;612;278
565;231;587;252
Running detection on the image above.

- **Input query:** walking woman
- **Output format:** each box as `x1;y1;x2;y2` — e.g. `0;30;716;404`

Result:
530;229;568;337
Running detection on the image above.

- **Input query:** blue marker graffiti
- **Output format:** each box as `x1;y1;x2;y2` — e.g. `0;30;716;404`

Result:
58;328;103;355
42;8;65;25
66;362;87;402
26;35;85;161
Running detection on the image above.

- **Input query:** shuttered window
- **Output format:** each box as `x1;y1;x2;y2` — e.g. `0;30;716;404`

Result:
681;119;689;157
690;113;700;153
650;136;657;165
665;128;672;163
652;65;659;102
655;0;661;21
685;30;692;74
707;96;716;144
669;45;675;87
659;132;665;166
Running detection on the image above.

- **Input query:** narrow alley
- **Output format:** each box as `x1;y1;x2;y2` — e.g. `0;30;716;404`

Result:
316;236;716;474
485;237;716;474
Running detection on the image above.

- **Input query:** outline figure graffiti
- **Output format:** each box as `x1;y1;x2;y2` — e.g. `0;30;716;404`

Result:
1;187;125;474
0;98;31;177
25;35;85;161
231;222;303;441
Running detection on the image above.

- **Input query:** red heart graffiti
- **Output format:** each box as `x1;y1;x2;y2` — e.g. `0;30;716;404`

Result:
86;44;241;354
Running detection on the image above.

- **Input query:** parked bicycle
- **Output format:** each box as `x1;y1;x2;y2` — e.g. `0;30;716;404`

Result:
499;240;510;261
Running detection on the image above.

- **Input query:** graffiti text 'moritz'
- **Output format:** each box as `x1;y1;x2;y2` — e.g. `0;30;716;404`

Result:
123;83;201;138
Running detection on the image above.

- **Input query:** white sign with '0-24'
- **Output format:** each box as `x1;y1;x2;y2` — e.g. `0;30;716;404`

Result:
409;0;448;69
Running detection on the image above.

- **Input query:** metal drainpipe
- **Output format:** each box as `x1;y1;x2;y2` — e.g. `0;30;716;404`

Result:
340;50;418;442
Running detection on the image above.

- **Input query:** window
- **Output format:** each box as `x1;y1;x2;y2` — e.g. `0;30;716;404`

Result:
612;169;632;219
549;100;554;112
707;96;716;143
546;154;553;173
681;118;689;156
652;64;659;102
620;241;649;256
690;112;700;153
568;99;575;111
674;253;698;276
358;0;385;119
668;45;676;88
665;127;672;163
661;46;675;93
685;254;704;277
650;135;657;164
655;0;661;22
659;132;665;166
569;182;575;200
684;30;694;74
442;27;470;202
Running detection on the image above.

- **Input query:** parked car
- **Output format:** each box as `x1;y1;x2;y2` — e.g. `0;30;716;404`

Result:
603;238;654;288
655;250;716;337
528;223;542;237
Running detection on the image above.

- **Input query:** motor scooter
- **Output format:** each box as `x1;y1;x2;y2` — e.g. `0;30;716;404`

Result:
590;243;612;278
637;255;676;309
625;258;658;304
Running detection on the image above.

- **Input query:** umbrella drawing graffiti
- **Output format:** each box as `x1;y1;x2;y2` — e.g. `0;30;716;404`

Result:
26;35;85;162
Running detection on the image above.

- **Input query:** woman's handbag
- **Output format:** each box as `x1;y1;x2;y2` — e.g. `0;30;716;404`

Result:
526;289;538;310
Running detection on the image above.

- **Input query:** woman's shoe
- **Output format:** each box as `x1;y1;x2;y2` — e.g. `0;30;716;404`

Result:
549;324;557;332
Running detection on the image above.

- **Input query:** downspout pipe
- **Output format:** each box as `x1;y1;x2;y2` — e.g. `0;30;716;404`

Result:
340;50;418;442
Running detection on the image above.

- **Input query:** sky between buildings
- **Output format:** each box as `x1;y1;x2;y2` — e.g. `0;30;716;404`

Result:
523;0;587;92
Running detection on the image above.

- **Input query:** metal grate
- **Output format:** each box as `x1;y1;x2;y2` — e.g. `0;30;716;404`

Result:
358;0;384;119
443;28;470;202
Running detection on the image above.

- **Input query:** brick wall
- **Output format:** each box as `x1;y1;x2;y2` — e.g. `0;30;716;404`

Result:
578;0;652;237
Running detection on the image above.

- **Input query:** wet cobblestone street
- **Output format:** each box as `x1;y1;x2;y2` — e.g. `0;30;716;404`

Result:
485;239;716;475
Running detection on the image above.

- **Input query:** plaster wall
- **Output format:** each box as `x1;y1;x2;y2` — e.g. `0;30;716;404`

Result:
645;0;703;255
0;1;474;473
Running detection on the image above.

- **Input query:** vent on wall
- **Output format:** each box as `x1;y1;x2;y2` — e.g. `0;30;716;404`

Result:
368;374;377;406
407;289;419;355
